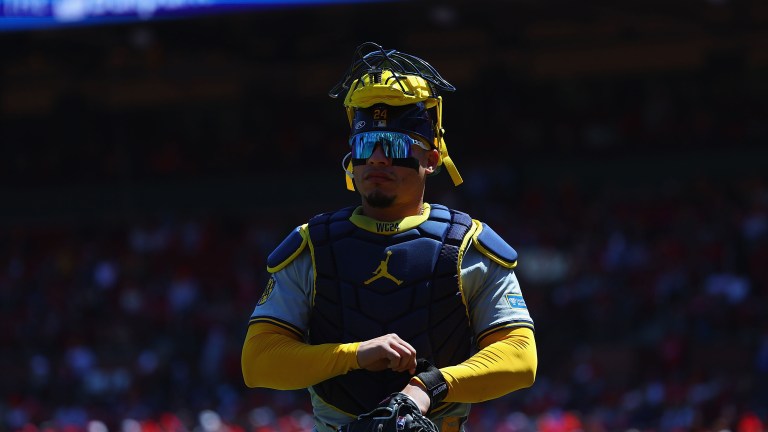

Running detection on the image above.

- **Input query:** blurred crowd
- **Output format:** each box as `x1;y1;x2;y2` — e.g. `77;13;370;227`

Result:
3;4;768;431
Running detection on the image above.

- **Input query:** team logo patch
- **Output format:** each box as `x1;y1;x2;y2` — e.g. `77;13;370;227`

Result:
506;294;527;309
396;416;406;430
257;276;275;306
355;120;366;130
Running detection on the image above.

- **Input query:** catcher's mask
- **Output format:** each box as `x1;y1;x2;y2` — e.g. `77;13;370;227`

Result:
330;42;463;191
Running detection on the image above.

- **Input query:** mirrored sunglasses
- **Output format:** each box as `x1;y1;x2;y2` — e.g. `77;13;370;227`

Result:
349;131;430;159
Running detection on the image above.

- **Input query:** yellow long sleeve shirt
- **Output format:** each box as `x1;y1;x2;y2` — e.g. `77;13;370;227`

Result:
241;322;536;403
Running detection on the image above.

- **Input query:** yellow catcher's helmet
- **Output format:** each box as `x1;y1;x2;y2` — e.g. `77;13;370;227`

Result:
329;42;463;191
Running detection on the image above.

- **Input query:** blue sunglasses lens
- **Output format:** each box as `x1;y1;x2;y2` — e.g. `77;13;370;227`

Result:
349;132;427;159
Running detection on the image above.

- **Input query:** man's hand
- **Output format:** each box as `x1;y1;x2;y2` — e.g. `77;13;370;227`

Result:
356;333;417;374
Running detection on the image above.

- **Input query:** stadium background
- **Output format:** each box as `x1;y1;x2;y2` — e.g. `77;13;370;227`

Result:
2;0;768;430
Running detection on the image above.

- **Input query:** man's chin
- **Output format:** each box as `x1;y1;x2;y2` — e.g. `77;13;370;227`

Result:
364;191;396;208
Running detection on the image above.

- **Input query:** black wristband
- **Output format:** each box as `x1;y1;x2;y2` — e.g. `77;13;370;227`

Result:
414;359;448;411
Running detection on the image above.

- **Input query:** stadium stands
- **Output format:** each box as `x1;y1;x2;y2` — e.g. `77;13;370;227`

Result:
1;1;767;430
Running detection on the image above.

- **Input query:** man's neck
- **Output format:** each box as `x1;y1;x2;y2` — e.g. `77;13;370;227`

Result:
360;201;424;222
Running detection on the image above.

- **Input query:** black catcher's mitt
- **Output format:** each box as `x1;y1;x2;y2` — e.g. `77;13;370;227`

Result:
337;393;439;432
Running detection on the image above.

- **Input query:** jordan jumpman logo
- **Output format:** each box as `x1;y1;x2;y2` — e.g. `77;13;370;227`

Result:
363;250;403;285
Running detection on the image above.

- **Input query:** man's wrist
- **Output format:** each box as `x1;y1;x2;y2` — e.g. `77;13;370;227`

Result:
413;359;449;412
401;381;430;415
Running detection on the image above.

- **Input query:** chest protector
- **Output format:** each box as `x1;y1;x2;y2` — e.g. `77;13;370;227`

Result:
307;204;473;415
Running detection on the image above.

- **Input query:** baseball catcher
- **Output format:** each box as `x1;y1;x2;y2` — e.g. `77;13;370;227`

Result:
242;42;538;432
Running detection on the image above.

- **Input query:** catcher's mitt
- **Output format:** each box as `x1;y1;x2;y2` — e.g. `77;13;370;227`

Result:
337;392;439;432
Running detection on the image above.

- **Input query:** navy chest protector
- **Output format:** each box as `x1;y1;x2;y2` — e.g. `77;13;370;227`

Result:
307;204;473;415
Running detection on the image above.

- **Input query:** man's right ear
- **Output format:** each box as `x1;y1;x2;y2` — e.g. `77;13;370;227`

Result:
342;152;356;191
424;149;440;174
